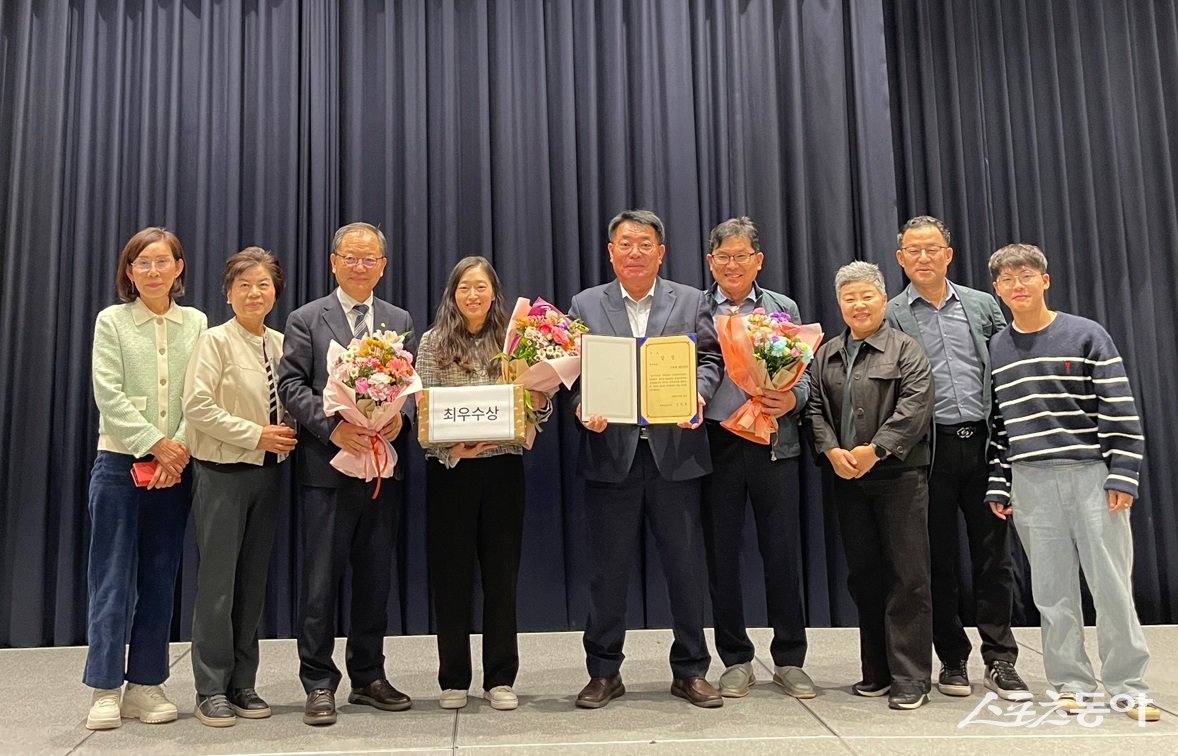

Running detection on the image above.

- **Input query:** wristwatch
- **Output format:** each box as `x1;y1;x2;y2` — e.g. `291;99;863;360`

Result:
873;443;889;460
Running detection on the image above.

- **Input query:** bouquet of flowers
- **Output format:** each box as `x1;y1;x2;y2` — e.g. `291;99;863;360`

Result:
716;309;823;445
323;330;423;496
497;297;588;447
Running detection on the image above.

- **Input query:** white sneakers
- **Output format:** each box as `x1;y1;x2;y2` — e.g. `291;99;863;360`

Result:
439;689;469;709
484;685;518;711
86;689;122;730
120;684;179;724
440;687;518;710
86;684;178;729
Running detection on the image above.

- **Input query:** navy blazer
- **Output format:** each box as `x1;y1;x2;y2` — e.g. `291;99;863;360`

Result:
278;291;415;488
569;278;724;483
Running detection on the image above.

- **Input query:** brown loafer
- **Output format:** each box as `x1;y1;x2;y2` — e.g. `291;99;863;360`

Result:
303;688;336;726
348;679;412;711
671;677;724;708
575;675;625;709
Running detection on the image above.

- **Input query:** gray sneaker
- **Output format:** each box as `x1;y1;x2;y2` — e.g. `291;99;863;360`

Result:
717;662;756;698
194;694;236;728
773;666;817;699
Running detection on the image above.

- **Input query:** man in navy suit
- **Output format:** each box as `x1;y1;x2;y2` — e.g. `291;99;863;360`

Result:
278;222;415;726
885;215;1028;702
569;209;725;709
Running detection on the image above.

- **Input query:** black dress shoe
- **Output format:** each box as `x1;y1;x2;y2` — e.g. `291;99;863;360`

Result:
670;677;724;708
348;679;412;711
228;688;271;719
575;676;625;709
303;689;336;726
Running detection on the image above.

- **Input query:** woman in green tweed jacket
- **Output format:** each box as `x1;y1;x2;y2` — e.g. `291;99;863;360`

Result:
83;227;207;731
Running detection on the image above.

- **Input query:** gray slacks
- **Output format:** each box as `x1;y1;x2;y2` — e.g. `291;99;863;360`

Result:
191;460;282;695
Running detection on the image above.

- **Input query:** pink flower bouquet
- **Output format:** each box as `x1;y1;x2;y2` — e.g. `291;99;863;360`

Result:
497;297;588;447
323;330;423;495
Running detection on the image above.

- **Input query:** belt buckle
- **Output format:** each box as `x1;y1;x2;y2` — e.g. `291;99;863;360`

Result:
956;425;975;439
638;427;651;440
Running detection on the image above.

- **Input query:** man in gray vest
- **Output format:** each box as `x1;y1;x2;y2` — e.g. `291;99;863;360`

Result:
885;215;1028;701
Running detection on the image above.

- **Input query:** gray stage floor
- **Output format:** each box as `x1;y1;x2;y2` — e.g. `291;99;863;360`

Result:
6;626;1178;755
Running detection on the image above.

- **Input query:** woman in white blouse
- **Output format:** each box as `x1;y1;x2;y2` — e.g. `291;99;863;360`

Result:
84;227;207;730
182;248;296;727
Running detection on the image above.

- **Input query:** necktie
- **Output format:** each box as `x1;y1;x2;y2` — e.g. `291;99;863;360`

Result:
261;337;279;425
352;303;370;339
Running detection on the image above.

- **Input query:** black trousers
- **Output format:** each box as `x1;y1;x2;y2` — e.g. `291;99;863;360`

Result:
425;455;525;691
829;467;932;693
191;462;281;695
928;426;1018;665
297;477;400;693
582;441;711;680
701;423;807;668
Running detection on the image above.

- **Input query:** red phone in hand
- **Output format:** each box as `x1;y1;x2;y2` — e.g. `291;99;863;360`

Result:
130;461;158;487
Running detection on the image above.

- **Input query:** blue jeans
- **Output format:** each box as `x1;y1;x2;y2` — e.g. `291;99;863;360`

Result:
83;451;191;689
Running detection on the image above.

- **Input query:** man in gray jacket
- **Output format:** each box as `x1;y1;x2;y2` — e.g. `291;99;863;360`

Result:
885;215;1028;702
699;217;815;700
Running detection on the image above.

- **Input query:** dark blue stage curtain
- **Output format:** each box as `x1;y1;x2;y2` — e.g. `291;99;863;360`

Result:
1;0;1173;649
884;0;1178;625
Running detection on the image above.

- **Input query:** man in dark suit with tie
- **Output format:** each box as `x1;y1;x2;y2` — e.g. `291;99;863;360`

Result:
885;215;1029;702
278;222;415;726
569;209;725;709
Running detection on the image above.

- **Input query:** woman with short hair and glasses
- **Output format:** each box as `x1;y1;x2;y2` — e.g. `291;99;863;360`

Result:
84;227;207;730
183;248;295;727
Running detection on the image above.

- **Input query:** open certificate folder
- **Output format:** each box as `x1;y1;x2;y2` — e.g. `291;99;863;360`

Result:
580;334;698;424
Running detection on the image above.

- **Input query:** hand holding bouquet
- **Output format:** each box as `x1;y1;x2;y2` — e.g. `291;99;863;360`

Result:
497;297;588;447
323;330;423;495
716;309;823;445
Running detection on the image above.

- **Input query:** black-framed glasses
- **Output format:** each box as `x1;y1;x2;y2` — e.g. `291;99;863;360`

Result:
332;253;384;269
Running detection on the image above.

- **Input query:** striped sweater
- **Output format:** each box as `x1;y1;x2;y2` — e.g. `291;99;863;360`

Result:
986;312;1144;504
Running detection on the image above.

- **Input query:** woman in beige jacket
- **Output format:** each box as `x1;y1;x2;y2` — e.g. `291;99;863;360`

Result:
182;248;296;727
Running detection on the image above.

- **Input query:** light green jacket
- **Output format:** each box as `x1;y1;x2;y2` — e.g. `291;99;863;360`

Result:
92;298;207;457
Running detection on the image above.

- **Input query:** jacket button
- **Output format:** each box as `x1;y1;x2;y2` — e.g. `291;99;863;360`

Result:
160;409;167;418
855;408;864;416
160;378;167;386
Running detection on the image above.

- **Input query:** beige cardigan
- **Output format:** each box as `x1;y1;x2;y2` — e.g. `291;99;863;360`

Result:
183;318;287;465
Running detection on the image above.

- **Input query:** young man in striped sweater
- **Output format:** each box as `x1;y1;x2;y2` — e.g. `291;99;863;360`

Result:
984;243;1158;722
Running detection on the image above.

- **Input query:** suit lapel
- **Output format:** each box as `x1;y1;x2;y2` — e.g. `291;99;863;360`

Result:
645;278;675;336
956;287;990;367
892;293;926;351
321;295;354;346
603;281;635;337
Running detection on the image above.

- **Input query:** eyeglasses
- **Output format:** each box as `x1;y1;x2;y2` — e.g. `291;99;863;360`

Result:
900;246;948;259
333;253;384;269
710;252;758;265
994;271;1042;289
130;257;176;273
456;284;490;295
614;241;658;256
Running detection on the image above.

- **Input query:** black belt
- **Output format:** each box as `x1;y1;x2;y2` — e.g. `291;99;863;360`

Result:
935;420;986;439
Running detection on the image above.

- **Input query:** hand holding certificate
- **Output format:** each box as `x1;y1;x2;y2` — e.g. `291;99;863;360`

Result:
580;334;699;426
